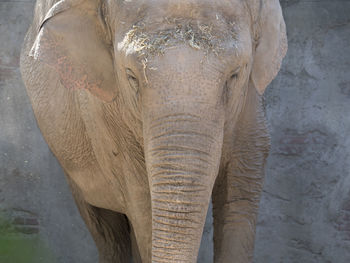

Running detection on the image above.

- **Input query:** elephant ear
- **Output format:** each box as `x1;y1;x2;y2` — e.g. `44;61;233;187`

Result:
29;0;117;102
250;0;287;95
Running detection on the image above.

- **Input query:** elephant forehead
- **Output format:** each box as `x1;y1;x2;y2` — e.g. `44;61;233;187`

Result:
111;0;250;40
142;47;226;100
117;20;240;58
116;0;247;20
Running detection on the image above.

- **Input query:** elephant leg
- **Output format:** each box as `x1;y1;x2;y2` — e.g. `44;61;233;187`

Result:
66;175;132;263
129;223;142;263
125;198;152;263
212;88;270;263
212;162;265;263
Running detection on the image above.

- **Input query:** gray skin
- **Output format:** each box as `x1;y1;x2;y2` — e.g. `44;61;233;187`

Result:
20;0;287;262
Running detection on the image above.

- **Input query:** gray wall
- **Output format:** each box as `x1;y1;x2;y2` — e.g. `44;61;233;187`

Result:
0;0;349;262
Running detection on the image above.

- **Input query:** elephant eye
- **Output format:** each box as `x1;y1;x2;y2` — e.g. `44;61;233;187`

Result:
126;68;139;93
222;66;241;104
230;73;238;79
230;67;240;80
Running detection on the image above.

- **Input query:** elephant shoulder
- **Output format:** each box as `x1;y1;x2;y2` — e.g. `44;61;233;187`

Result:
21;42;96;172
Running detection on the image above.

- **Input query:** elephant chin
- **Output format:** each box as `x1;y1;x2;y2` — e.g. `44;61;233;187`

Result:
143;106;224;262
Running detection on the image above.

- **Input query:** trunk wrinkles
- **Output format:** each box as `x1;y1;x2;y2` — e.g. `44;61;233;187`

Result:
145;113;223;263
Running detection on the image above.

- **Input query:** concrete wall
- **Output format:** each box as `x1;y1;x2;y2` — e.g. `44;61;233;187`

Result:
254;1;350;262
0;0;349;262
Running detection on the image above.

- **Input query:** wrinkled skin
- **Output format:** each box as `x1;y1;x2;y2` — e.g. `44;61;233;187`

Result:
20;0;287;262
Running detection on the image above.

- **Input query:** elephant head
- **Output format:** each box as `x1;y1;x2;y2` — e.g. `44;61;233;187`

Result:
29;0;287;261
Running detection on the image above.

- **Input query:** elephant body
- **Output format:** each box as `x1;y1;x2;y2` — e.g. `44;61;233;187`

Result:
20;0;287;262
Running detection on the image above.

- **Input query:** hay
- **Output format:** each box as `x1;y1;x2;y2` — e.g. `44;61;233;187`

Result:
117;19;238;75
118;20;234;57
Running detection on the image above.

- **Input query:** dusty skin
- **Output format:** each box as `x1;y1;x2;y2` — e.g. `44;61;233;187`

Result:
20;0;287;262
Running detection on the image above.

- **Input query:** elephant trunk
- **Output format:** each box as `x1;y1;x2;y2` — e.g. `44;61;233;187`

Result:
144;106;224;262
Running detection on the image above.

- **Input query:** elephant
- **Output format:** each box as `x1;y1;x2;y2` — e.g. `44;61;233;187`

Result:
20;0;287;262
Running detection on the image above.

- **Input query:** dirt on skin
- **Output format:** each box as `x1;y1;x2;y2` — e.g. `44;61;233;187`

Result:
118;18;238;82
118;18;238;63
